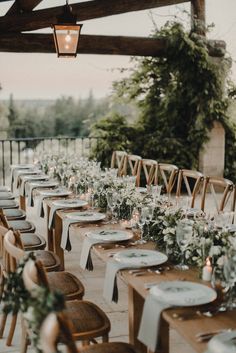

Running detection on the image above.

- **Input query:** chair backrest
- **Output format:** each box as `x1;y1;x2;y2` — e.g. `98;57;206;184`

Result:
40;312;78;353
201;176;234;213
176;169;204;208
138;159;158;186
3;230;24;273
110;151;127;177
123;154;142;186
0;208;10;229
23;258;49;294
157;163;178;195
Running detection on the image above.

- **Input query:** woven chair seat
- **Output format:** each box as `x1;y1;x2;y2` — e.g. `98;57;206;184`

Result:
8;220;35;232
4;208;26;220
47;271;84;300
66;300;110;340
32;250;61;272
0;192;14;200
21;233;46;251
80;342;138;353
0;200;18;209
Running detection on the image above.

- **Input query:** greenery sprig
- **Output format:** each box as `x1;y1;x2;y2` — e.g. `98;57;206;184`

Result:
1;252;65;353
91;21;236;181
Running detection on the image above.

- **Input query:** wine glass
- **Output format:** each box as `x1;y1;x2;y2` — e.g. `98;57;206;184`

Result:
223;251;236;310
136;207;149;244
146;203;155;237
106;190;118;224
175;219;193;270
211;267;228;312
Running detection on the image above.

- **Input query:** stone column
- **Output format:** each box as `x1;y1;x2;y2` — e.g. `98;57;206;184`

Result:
199;121;225;177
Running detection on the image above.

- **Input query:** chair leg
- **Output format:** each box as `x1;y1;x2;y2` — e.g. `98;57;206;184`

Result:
102;334;109;343
0;312;7;338
6;313;17;346
20;316;29;353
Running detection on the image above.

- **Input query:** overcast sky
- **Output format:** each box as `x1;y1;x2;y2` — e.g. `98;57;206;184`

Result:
0;0;236;100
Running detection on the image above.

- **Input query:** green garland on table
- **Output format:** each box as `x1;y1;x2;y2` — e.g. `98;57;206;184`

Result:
1;252;65;353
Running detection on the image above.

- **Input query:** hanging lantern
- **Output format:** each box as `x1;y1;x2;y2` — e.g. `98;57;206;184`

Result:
52;0;83;58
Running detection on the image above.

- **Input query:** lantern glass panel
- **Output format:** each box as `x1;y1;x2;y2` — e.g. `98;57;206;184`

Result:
53;24;82;57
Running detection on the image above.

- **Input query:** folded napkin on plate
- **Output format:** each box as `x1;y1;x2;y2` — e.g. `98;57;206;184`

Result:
48;204;63;229
37;194;48;218
80;237;102;271
103;260;138;303
61;217;82;251
27;183;42;207
138;294;172;352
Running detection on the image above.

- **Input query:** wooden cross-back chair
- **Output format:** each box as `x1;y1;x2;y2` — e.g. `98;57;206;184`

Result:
0;229;61;347
123;154;142;186
157;163;179;195
23;258;110;352
40;311;138;353
110;151;127;176
0;208;46;251
138;159;158;186
201;176;234;213
176;169;204;208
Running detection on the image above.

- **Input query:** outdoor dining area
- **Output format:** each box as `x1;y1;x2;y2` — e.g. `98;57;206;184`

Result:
0;151;236;353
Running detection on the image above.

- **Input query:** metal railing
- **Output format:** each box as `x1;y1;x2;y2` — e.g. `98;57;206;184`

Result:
0;136;100;185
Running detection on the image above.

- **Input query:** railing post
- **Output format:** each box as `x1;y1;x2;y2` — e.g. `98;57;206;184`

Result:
1;141;5;185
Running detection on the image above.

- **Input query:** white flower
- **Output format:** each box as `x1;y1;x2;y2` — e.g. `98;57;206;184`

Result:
209;245;221;257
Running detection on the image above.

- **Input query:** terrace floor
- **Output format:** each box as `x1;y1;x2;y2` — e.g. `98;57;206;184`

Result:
0;194;224;353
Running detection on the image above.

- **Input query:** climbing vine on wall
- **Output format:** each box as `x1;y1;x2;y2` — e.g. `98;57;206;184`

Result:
92;22;236;180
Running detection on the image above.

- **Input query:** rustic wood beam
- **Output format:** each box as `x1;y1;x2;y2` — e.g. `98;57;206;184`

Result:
6;0;43;15
191;0;205;35
0;33;167;56
0;33;225;57
0;0;190;32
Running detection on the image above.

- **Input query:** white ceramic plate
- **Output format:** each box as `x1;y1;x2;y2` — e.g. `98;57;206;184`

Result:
30;181;59;187
24;175;48;180
40;189;72;197
86;229;133;242
66;211;106;222
207;331;236;353
113;249;167;267
53;199;88;208
150;281;217;306
136;187;147;193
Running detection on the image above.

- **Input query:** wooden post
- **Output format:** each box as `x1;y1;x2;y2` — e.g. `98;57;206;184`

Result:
191;0;205;35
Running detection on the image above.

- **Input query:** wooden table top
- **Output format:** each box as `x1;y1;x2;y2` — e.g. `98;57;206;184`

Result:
43;199;236;353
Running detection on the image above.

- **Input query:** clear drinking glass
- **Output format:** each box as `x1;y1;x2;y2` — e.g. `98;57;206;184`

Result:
175;219;193;270
146;203;155;237
223;252;236;310
135;207;149;244
106;191;118;224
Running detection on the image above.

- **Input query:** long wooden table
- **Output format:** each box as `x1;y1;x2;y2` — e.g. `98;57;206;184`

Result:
43;199;236;353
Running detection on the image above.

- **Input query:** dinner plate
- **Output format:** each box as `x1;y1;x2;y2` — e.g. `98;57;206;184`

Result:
30;180;59;187
150;281;217;306
113;249;167;267
66;211;106;222
53;199;88;208
86;229;133;242
207;331;236;353
23;175;48;180
40;189;72;197
136;187;147;193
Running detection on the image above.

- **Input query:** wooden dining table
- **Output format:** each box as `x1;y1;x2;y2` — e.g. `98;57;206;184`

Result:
42;197;236;353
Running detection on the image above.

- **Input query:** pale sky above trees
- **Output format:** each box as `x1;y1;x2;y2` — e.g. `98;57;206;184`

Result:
0;0;236;99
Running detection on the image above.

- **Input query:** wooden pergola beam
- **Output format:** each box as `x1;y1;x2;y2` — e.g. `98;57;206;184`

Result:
0;0;190;32
0;33;226;57
6;0;43;15
191;0;205;35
